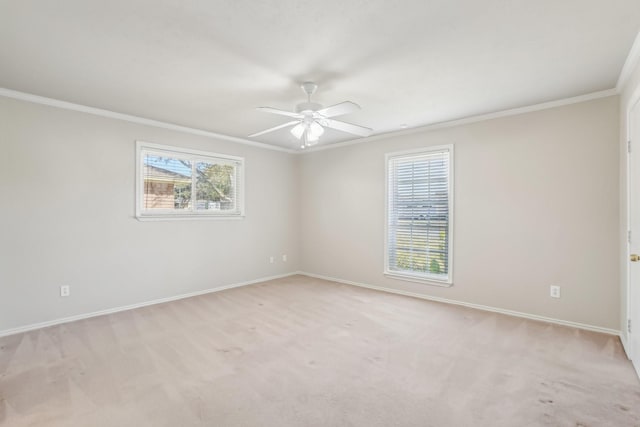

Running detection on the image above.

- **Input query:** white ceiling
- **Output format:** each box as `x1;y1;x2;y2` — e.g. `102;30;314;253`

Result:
1;1;639;150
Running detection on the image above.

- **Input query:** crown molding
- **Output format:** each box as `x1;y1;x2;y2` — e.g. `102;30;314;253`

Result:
303;88;618;153
0;84;621;156
0;88;297;154
616;30;640;92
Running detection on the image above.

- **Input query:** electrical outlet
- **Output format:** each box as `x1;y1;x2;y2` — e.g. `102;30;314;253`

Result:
269;256;274;264
282;254;287;262
550;285;560;298
60;285;70;297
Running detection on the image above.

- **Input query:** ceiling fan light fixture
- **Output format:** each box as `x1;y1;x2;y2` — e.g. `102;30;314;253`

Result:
296;102;323;114
309;121;324;138
306;128;319;142
304;134;319;147
290;123;305;139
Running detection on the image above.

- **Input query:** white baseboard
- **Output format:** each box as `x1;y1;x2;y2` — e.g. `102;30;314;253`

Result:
0;272;297;338
298;271;621;336
2;271;623;341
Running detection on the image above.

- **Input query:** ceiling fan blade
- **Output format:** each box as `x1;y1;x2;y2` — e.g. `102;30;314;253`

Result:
323;118;373;137
290;123;305;139
248;120;299;138
257;107;303;119
316;101;360;118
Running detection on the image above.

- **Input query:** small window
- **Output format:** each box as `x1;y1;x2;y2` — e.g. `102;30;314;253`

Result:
136;141;244;220
385;145;453;285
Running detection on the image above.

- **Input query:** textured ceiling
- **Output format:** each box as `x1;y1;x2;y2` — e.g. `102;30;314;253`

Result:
1;0;639;150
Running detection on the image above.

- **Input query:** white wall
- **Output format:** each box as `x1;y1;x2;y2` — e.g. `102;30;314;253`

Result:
620;57;640;344
299;96;620;329
0;93;623;334
0;97;299;332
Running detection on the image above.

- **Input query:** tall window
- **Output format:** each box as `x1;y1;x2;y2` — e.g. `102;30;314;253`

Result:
136;141;244;220
385;146;453;285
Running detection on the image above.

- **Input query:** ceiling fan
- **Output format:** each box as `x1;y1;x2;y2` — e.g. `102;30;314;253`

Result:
248;82;373;148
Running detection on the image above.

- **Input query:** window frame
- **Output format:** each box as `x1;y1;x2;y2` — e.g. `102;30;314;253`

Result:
384;145;454;286
135;141;245;221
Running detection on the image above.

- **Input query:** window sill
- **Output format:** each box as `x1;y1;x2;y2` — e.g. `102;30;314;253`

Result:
384;271;453;288
136;214;245;221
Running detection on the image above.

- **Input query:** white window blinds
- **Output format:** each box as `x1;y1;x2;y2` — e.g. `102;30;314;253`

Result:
386;146;453;284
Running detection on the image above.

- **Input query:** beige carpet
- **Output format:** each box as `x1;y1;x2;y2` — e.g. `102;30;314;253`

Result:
1;275;639;426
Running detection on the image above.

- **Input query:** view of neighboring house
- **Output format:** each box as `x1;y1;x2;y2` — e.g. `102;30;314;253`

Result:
142;155;236;211
143;163;191;209
143;156;192;210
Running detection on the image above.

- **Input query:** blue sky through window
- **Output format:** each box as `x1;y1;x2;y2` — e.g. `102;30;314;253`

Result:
144;155;192;177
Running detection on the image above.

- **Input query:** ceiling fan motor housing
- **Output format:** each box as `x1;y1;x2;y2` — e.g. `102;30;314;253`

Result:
296;102;323;114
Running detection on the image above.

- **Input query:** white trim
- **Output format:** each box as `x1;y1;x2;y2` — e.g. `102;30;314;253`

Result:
621;333;631;359
0;272;297;338
625;91;640;368
384;145;454;286
623;96;638;361
624;81;640;115
614;332;639;382
0;87;296;154
135;214;246;222
383;272;451;287
0;87;618;156
303;89;617;153
617;30;640;92
135;140;245;220
0;270;625;349
298;271;621;336
625;114;631;357
137;141;245;162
